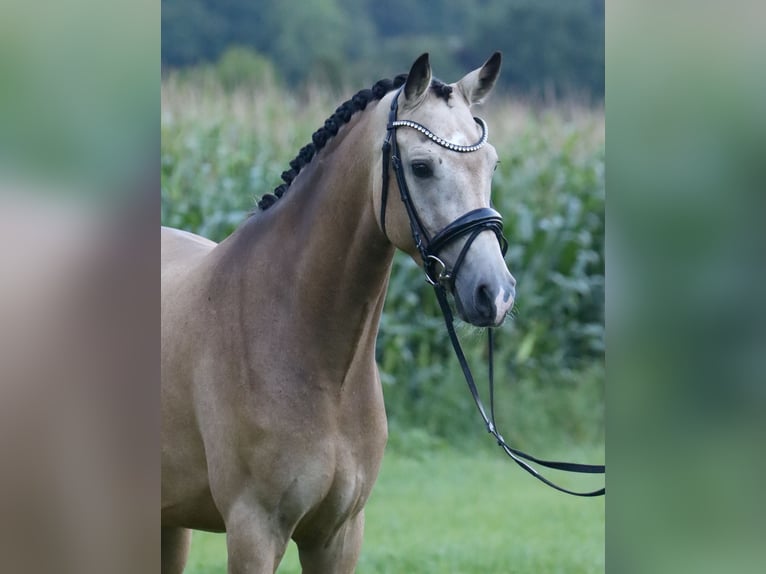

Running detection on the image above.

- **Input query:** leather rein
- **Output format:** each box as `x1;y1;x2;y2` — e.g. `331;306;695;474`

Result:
380;87;605;497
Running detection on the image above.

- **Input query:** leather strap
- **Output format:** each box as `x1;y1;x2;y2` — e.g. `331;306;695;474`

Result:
428;208;504;255
434;285;605;497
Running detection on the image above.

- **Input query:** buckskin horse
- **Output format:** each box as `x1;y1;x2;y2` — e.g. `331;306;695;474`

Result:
162;52;515;573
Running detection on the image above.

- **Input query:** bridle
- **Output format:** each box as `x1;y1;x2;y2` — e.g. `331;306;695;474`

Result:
380;87;605;497
380;89;507;288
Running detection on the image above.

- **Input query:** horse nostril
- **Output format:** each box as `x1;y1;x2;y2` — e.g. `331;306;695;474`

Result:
475;284;494;320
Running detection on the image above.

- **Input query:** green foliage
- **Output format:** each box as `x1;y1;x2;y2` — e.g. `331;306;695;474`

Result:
214;47;279;91
161;0;604;98
464;0;605;98
165;47;281;95
185;450;605;573
161;80;604;451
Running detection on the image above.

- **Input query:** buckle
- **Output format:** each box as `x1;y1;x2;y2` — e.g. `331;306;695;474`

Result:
424;255;452;286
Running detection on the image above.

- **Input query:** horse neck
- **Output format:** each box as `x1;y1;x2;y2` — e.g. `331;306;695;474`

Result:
291;105;394;326
228;99;395;377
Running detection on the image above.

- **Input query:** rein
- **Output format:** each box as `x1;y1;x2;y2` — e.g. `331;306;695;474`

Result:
380;88;605;497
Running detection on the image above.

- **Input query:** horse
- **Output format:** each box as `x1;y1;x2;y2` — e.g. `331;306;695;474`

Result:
161;52;516;573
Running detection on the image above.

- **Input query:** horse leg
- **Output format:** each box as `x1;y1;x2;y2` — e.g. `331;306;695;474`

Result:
296;511;365;574
161;527;192;574
225;500;290;574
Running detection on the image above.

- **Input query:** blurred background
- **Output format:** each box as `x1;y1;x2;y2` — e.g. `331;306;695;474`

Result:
161;2;605;571
161;0;604;100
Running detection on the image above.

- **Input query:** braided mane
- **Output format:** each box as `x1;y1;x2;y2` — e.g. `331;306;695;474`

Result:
256;76;454;211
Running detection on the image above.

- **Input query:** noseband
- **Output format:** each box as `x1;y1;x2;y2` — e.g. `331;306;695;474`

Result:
380;87;605;497
380;87;508;287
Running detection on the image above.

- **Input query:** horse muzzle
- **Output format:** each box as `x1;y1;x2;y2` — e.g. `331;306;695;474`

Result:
454;271;516;327
421;209;514;327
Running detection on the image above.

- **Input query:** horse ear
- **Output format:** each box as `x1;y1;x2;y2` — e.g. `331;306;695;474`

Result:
403;53;432;104
457;51;502;106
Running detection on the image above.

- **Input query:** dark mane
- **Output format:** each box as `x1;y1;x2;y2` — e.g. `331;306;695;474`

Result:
255;77;454;211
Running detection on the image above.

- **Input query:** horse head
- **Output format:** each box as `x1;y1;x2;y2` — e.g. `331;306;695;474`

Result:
376;52;516;327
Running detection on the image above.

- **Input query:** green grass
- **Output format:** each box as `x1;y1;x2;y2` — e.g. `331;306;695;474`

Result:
185;448;604;573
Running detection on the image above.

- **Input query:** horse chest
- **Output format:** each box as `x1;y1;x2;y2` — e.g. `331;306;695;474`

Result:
287;441;379;544
265;379;386;535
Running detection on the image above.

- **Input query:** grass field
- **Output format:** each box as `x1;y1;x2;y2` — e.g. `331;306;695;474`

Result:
185;448;604;574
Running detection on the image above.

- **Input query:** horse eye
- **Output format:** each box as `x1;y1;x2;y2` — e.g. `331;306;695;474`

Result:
411;162;433;179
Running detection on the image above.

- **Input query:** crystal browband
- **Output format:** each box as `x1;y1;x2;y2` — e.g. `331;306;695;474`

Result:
389;117;488;153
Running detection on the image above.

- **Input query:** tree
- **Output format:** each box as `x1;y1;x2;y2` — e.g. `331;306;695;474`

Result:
161;0;604;98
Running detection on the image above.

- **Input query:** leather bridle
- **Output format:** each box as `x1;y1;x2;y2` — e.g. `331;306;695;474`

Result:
380;87;605;497
380;88;508;288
